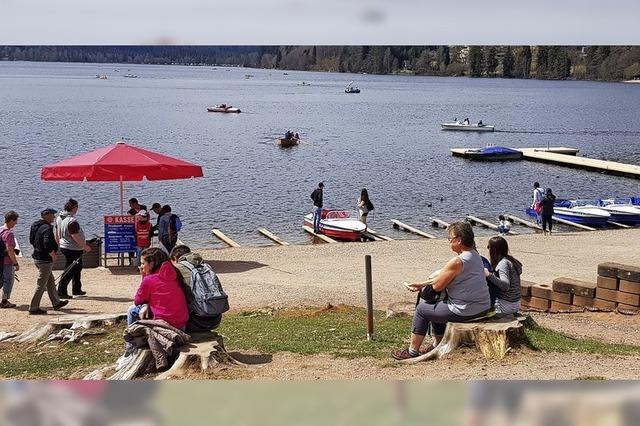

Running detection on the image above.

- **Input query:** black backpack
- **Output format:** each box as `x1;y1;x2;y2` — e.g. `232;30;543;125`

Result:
0;236;6;262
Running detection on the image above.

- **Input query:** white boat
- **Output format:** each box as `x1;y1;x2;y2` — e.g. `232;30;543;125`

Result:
207;104;241;113
598;198;640;224
345;81;360;93
441;122;495;132
303;210;366;241
123;73;138;78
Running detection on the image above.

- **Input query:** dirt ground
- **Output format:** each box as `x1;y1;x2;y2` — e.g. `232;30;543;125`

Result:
2;228;640;379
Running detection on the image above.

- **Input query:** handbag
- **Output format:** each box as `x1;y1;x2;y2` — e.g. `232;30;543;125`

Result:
533;201;542;214
418;284;444;304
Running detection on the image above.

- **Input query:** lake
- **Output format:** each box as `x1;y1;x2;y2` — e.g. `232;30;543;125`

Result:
1;61;639;248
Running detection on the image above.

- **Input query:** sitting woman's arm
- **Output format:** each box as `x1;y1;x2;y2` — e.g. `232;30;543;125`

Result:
133;279;151;306
430;257;463;292
486;260;512;292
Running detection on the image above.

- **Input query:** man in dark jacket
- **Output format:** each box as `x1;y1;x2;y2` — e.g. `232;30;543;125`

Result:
310;182;324;233
29;208;68;314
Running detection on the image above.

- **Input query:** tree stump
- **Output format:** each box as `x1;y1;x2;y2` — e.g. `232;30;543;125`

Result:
84;332;242;380
155;332;243;380
403;316;529;363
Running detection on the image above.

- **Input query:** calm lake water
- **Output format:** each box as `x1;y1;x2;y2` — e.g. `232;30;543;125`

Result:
1;61;640;248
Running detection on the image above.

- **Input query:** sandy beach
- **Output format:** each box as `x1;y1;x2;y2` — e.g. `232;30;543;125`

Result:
2;228;639;335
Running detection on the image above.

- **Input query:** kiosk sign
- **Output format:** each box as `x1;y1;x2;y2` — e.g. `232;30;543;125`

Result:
104;215;136;253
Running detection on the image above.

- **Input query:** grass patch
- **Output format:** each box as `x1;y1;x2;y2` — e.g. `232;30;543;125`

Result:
0;327;123;379
523;323;640;356
218;305;410;359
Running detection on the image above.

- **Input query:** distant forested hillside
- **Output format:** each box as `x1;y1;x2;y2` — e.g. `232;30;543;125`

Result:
2;46;639;81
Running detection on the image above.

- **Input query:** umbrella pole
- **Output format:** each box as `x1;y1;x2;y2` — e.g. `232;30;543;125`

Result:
120;176;124;214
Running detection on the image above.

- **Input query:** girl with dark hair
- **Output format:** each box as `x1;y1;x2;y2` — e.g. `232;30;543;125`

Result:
126;247;189;330
357;188;375;225
485;236;522;315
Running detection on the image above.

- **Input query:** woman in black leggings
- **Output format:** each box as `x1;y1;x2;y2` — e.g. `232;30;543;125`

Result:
540;188;556;236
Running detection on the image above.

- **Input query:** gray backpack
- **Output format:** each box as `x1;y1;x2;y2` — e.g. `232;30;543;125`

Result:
180;261;230;316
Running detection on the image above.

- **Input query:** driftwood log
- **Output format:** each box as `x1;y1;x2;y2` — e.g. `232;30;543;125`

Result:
7;314;127;344
402;316;531;363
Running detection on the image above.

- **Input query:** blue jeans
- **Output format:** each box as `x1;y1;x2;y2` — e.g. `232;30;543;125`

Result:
313;206;322;232
127;303;149;325
1;264;15;299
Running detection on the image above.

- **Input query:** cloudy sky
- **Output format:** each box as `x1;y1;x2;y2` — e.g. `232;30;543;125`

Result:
1;0;639;45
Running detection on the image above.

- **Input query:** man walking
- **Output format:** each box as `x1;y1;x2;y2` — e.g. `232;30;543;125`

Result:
0;211;20;309
310;182;324;234
531;182;545;224
28;208;69;314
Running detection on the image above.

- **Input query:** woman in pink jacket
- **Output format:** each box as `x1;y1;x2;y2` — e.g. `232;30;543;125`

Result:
127;247;189;330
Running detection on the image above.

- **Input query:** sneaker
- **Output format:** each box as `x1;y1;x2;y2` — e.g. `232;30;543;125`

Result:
58;292;73;299
29;308;48;315
0;300;17;309
391;348;420;360
53;300;69;310
72;290;87;296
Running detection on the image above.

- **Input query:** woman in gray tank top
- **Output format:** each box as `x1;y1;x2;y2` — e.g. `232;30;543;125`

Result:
393;222;491;360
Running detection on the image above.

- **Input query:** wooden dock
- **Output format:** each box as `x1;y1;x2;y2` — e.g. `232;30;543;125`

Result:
451;146;579;159
606;221;631;229
506;215;542;231
211;229;241;248
466;215;518;235
431;218;451;229
518;148;640;180
257;228;290;245
551;216;596;231
302;225;337;243
391;220;436;239
365;227;393;241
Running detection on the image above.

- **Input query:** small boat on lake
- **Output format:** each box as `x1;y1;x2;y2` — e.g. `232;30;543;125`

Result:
463;146;522;161
345;81;360;93
298;82;311;86
96;74;108;80
207;104;241;113
441;121;495;132
278;137;299;148
597;198;640;225
123;73;138;78
554;200;611;227
303;210;366;241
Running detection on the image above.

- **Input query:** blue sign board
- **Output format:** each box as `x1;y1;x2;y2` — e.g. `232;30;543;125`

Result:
104;215;137;253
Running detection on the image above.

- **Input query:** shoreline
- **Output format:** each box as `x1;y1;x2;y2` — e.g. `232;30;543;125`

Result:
2;227;639;334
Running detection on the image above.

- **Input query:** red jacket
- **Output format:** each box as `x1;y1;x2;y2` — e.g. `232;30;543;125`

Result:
135;218;152;248
134;261;189;329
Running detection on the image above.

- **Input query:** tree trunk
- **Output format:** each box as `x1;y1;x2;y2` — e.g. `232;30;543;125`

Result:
403;316;529;363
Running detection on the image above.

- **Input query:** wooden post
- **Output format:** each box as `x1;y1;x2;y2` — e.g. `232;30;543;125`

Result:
211;229;241;247
391;220;436;239
365;255;374;341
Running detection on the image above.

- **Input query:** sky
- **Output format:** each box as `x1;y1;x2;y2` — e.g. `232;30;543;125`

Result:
1;0;640;45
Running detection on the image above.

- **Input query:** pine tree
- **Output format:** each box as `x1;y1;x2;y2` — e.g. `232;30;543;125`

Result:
484;46;498;76
468;46;484;77
502;46;515;78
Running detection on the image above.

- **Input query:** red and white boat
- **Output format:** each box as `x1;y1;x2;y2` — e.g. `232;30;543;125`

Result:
303;209;366;241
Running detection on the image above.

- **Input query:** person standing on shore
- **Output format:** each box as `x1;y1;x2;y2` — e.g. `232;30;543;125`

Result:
28;208;69;314
357;188;375;225
55;198;91;298
310;182;324;233
150;202;162;237
540;188;556;236
158;205;180;253
531;182;545;224
0;211;20;309
127;198;148;265
134;210;152;266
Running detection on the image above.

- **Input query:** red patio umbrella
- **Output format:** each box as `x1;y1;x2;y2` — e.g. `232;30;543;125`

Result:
41;140;204;213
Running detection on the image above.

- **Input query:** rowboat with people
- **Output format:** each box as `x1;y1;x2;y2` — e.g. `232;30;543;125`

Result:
207;104;241;113
278;137;299;148
303;209;366;241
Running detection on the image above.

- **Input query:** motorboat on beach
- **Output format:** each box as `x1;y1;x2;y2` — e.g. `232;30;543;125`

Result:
303;209;366;241
278;137;299;148
441;121;495;132
345;81;360;93
207;104;241;113
463;146;522;161
553;200;611;227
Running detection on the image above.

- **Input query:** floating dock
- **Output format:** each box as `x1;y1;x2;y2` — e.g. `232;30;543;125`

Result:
451;147;578;158
302;225;337;243
391;220;436;239
518;148;640;179
257;228;290;245
466;215;518;235
211;229;241;248
452;146;640;179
